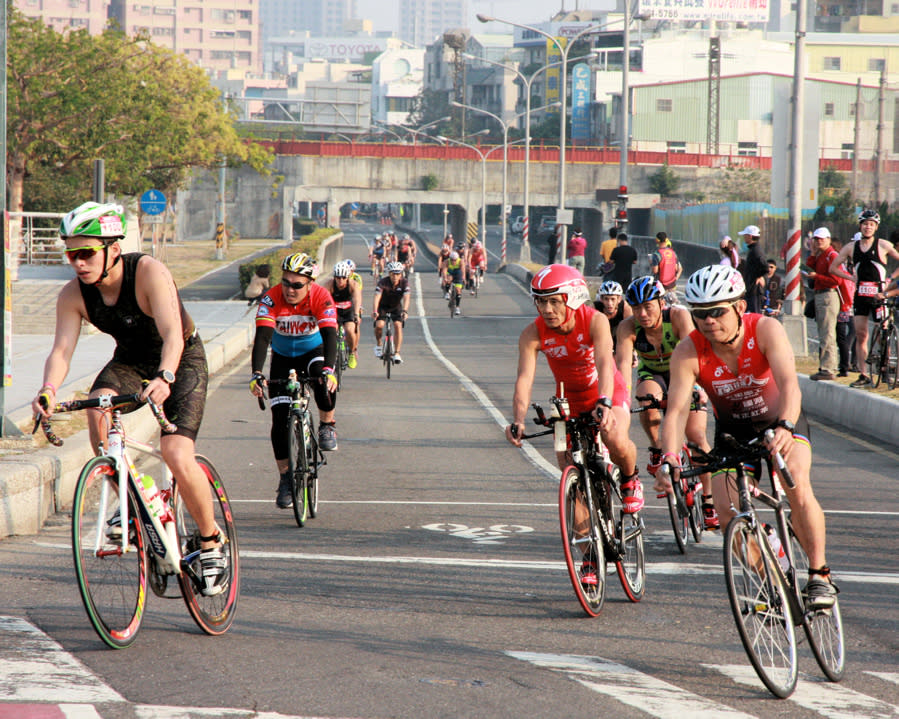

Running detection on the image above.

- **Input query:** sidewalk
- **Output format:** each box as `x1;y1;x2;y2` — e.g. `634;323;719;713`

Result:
0;257;263;540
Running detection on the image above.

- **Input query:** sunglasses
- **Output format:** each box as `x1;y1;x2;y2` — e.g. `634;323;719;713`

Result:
691;305;733;320
281;278;309;290
64;245;105;262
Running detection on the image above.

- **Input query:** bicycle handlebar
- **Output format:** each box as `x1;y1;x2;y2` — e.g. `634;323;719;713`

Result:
33;391;176;447
678;429;794;489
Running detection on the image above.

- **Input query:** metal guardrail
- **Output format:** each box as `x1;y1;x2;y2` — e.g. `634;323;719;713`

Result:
10;212;66;265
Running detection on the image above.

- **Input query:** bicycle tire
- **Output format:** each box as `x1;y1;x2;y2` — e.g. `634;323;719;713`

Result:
682;446;704;544
868;324;884;387
288;413;310;527
306;413;320;519
723;517;798;698
558;466;607;617
175;455;239;636
71;457;148;649
788;523;845;681
607;466;645;602
666;483;689;554
335;331;346;390
888;327;899;390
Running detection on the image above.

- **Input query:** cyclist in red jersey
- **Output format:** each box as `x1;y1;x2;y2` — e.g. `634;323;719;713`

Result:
467;241;487;294
506;265;643;513
658;265;837;610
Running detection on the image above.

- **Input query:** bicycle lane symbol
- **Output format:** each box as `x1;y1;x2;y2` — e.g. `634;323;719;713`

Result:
422;523;534;545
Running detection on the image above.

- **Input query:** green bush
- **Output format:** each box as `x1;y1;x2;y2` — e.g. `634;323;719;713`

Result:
238;227;338;293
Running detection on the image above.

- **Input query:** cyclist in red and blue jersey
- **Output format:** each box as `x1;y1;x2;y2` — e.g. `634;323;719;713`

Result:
250;252;340;509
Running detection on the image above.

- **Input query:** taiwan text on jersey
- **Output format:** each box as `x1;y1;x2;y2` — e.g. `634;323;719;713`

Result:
256;283;338;357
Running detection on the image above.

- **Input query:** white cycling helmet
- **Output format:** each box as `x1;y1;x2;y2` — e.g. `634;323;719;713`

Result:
684;265;746;305
598;280;623;297
386;261;404;274
333;261;351;278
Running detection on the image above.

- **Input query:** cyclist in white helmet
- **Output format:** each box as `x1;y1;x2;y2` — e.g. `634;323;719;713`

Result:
659;264;837;610
32;201;228;596
593;280;631;353
373;261;410;364
329;260;362;369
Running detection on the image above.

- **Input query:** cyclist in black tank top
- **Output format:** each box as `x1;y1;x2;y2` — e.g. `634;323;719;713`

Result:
31;202;227;596
829;209;899;387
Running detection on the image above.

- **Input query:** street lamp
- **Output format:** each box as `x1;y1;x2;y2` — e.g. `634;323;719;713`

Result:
462;51;597;264
477;14;607;264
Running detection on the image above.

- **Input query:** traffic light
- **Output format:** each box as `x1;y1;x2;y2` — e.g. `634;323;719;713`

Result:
616;184;628;227
617;185;628;203
616;207;628;227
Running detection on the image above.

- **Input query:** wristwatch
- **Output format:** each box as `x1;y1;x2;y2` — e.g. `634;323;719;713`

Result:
776;419;795;432
156;369;176;385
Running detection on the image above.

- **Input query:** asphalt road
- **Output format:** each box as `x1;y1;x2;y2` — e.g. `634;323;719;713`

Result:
0;221;896;719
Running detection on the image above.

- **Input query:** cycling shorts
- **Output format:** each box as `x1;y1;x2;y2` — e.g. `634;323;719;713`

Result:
376;307;405;327
91;334;207;441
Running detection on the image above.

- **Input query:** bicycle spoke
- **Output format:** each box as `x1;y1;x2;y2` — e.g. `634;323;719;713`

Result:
558;467;606;617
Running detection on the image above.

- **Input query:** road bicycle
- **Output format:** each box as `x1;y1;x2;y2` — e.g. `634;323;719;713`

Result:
35;392;239;649
866;297;899;389
381;314;396;378
631;392;708;554
260;371;323;527
469;267;484;298
335;324;348;390
514;395;645;617
680;432;844;698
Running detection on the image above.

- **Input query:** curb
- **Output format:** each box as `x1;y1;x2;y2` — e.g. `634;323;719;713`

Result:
0;315;255;540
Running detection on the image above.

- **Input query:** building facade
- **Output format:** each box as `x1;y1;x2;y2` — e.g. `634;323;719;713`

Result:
258;0;358;42
399;0;468;48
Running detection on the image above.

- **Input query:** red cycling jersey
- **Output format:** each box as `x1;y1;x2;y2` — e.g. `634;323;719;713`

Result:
535;304;629;414
690;312;780;431
469;249;486;268
256;282;338;357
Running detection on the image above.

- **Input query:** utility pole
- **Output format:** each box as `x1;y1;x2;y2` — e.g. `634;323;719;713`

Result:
874;68;885;205
851;78;861;200
706;36;721;155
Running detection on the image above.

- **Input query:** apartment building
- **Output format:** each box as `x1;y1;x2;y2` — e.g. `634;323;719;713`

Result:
259;0;358;43
399;0;468;48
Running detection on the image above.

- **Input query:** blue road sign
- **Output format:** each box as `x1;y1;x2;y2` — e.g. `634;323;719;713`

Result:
140;189;167;215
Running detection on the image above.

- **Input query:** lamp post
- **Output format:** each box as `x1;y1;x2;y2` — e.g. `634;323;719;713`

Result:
462;51;598;264
436;133;494;249
477;15;606;264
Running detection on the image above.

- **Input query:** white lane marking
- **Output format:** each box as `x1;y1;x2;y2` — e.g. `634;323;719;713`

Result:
706;664;899;718
0;616;124;705
508;651;758;719
413;272;557;481
867;673;899;686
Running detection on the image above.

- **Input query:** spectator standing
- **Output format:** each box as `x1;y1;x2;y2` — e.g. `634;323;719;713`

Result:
607;233;638;290
600;227;618;263
739;225;767;313
567;228;587;274
719;236;740;269
650;232;683;303
547;224;560;264
832;240;857;377
762;259;784;315
805;227;840;381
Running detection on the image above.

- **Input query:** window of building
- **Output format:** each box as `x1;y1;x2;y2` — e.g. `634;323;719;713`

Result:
238;10;252;21
152;27;174;36
211;9;236;22
868;58;886;72
841;143;854;160
822;56;841;71
154;6;175;15
211;30;236;39
667;141;686;153
657;99;672;112
824;102;834;116
737;141;759;156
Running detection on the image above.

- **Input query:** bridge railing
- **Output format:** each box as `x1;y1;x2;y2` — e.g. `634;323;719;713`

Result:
255;138;895;173
10;212;66;265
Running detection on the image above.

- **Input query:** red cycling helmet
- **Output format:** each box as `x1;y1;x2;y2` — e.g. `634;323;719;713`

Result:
530;264;590;310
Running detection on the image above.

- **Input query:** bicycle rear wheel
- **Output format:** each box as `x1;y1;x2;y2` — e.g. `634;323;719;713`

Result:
335;331;346;390
682;447;704;544
383;331;394;379
788;523;845;681
559;466;607;617
887;327;899;390
175;456;240;636
306;415;320;519
868;325;885;387
288;413;310;527
723;517;798;698
71;458;148;649
607;468;645;602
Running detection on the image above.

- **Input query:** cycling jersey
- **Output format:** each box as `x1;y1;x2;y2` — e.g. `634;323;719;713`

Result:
469;249;486;268
653;247;679;289
690;312;780;433
446;257;464;285
594;301;625;352
330;279;356;323
375;275;410;311
397;241;414;262
535;304;629;415
372;241;386;258
633;308;678;379
255;282;337;358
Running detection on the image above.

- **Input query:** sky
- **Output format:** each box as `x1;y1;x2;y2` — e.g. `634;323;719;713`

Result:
355;0;566;36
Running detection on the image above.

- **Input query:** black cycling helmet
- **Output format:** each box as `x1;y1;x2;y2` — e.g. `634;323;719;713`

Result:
858;209;880;225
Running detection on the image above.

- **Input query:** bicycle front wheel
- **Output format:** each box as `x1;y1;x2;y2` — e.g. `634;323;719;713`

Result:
559;467;607;617
682;447;704;544
288;413;310;527
868;325;885;387
72;458;148;649
305;414;320;519
607;468;645;602
789;523;845;681
887;327;899;390
175;456;240;636
723;517;798;698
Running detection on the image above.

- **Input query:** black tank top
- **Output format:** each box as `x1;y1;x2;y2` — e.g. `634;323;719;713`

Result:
79;253;195;365
852;239;887;285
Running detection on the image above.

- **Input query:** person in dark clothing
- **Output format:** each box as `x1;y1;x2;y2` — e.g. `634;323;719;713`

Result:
739;225;767;313
547;224;560;264
608;233;638;290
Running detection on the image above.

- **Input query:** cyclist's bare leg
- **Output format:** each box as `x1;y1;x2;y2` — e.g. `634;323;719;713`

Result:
373;318;385;346
635;378;664;446
394;320;404;354
602;406;638;476
86;386;116;455
344;321;359;354
161;434;220;549
685;407;713;494
854;315;869;370
780;440;827;569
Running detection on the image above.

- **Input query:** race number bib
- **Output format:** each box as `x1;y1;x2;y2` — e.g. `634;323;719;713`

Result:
857;281;880;297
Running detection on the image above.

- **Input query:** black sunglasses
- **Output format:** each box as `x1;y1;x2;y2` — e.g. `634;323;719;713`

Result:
281;278;309;290
64;244;105;262
691;305;732;320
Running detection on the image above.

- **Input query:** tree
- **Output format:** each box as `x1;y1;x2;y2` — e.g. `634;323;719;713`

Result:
648;163;680;197
6;9;271;213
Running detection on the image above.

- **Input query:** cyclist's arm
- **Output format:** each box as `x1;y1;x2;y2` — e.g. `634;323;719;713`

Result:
827;242;854;279
757;315;801;458
659;337;700;461
34;281;85;416
351;279;363;318
508;324;540;445
320;325;337;371
614;317;636;393
251;325;274;374
589;311;615;402
401;285;411;315
372;287;382;317
670;305;696;342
